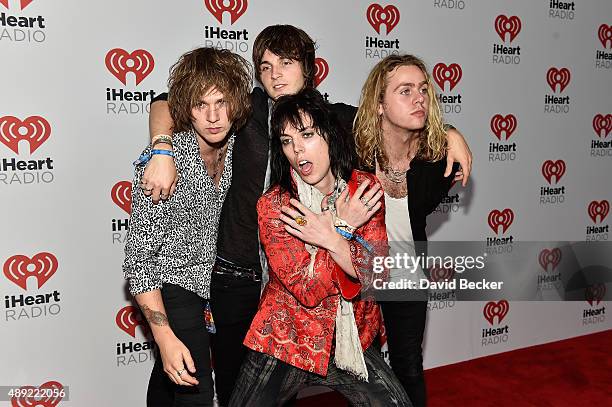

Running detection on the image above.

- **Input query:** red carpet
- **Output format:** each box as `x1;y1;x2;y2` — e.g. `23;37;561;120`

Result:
297;330;612;406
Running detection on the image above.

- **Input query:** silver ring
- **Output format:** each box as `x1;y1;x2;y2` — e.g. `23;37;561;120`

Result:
360;197;369;206
176;369;185;377
160;193;167;199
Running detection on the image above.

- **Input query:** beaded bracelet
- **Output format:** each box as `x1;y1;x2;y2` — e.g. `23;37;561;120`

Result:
133;149;175;166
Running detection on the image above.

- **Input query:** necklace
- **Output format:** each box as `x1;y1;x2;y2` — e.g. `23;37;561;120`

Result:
383;150;417;184
383;166;408;183
205;146;225;181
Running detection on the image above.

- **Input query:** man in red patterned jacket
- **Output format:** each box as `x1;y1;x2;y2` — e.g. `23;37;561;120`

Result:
229;89;411;406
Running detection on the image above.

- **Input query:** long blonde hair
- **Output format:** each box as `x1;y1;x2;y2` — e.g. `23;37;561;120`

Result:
354;54;447;170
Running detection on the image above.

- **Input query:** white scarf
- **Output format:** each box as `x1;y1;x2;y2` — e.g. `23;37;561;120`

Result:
292;169;369;381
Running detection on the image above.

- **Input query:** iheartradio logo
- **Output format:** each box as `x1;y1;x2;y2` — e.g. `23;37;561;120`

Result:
314;57;329;88
10;381;64;407
0;0;33;10
490;114;517;140
546;67;571;93
366;3;400;35
585;284;606;306
539;248;562;272
116;305;148;338
0;115;51;155
587;200;610;224
433;63;462;92
541;160;566;185
495;15;521;43
429;267;455;283
598;24;612;49
592;114;612;139
105;48;154;86
488;209;514;235
483;300;509;325
111;181;132;214
3;252;58;291
204;0;247;25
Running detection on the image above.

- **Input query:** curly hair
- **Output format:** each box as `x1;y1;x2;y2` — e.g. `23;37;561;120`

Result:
354;54;447;171
168;47;252;133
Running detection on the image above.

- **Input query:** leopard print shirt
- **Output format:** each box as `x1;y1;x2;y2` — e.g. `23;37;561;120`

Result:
123;130;235;299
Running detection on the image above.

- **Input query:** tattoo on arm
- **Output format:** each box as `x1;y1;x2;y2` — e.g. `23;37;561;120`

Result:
141;304;169;326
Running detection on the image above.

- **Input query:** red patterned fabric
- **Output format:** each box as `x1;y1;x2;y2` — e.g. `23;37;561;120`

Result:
243;170;388;376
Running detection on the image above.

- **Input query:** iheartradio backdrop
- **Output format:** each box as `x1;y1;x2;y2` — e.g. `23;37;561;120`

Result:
1;0;611;405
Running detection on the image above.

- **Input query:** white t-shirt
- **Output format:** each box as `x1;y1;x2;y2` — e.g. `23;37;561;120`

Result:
385;192;425;283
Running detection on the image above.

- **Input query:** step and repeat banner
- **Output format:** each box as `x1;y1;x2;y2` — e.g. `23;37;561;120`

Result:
1;0;611;405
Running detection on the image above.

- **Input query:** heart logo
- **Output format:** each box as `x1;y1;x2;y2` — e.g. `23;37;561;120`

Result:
0;0;33;10
429;267;455;282
0;116;51;155
541;160;566;185
204;0;248;25
483;300;509;325
105;49;155;86
546;67;571;93
366;4;400;35
587;200;610;224
592;114;612;139
111;181;132;214
3;252;58;291
585;284;606;306
494;15;521;43
433;63;462;92
10;381;64;407
490;114;517;140
538;248;562;272
598;24;612;49
487;209;514;235
314;57;329;88
116;305;148;338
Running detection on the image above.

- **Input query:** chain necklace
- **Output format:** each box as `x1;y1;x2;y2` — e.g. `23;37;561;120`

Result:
383;166;409;183
383;149;417;184
205;146;226;181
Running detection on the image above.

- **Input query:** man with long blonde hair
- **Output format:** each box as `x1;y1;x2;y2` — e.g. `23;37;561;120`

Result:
354;54;459;407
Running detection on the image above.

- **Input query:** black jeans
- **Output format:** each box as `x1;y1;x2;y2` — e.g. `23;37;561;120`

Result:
229;347;412;407
379;301;428;407
209;272;261;406
147;284;214;407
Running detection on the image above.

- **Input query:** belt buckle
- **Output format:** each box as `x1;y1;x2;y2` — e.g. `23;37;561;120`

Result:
251;269;261;282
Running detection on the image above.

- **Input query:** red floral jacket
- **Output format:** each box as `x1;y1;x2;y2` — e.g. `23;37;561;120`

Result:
243;170;388;376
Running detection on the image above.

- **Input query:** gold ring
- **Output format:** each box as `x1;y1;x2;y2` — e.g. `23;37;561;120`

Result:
295;216;307;226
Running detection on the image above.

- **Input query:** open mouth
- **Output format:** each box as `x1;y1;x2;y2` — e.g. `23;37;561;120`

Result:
298;159;313;176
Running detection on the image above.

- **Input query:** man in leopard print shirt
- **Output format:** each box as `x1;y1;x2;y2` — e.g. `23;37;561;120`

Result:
122;47;251;407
